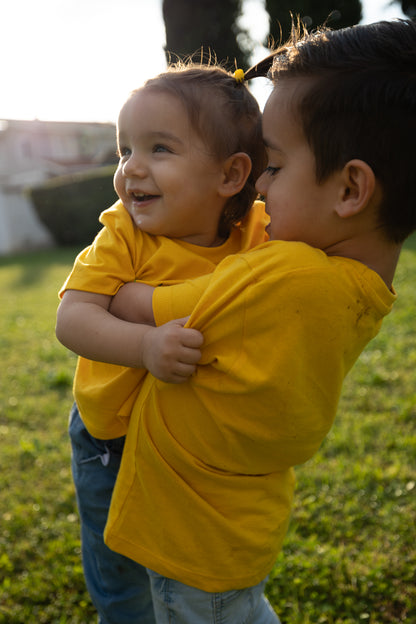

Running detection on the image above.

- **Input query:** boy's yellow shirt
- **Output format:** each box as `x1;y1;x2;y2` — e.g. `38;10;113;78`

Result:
59;200;269;438
105;240;396;591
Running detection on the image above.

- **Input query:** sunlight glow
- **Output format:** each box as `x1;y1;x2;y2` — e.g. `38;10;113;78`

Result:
0;0;406;123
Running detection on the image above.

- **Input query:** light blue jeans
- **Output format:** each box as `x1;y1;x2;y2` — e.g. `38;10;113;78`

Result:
69;403;281;624
147;569;281;623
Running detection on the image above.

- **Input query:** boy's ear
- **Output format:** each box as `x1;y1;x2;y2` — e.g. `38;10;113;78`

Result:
335;159;376;218
218;152;252;198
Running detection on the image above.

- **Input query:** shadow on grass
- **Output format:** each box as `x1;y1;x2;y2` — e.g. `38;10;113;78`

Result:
0;246;82;289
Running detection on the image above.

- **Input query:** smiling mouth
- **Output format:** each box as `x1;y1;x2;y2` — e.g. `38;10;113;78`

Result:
131;192;158;202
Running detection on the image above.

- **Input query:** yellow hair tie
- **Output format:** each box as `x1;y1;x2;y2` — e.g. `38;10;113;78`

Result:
234;68;245;83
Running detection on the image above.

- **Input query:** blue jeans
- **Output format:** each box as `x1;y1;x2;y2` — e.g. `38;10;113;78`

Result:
147;569;281;624
69;403;156;624
70;403;281;624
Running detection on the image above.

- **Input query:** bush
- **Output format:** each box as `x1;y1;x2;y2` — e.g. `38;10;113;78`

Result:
30;165;117;246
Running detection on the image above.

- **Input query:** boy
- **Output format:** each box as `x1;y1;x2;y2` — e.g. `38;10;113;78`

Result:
104;19;416;622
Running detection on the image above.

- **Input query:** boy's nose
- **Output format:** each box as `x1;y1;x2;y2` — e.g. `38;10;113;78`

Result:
255;170;269;196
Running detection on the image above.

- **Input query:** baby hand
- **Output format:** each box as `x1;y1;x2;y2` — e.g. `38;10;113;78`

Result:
142;317;203;383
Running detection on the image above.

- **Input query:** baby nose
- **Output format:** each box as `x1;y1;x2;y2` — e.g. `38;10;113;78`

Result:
123;153;147;178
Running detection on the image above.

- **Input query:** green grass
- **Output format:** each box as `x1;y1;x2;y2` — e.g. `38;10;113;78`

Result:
0;241;415;623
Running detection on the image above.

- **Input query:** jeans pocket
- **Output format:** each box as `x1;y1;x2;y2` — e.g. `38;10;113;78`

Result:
69;402;124;467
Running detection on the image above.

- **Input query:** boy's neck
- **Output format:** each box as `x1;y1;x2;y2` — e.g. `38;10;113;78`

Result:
326;233;402;290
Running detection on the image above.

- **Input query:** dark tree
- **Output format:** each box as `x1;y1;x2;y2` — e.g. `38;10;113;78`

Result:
162;1;415;74
399;0;416;17
264;0;362;44
162;0;251;69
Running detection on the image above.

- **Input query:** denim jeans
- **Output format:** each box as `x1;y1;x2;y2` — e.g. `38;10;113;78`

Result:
147;569;281;624
69;403;156;624
69;403;281;624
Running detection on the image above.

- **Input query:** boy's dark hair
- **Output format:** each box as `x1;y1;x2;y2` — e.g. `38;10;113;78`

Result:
137;63;266;239
248;19;416;243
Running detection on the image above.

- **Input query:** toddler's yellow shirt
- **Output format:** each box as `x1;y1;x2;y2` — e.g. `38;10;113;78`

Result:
105;241;396;591
59;200;268;438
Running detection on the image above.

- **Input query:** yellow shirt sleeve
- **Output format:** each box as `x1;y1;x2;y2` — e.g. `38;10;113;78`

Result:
59;201;137;298
153;273;212;326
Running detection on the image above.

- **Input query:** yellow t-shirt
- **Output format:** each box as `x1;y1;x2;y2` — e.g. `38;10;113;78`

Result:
59;200;268;439
105;241;396;591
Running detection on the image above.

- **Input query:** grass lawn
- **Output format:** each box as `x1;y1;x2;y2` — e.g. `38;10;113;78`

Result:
0;240;415;623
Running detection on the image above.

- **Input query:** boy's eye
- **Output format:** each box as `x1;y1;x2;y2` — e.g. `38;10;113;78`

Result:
265;165;280;176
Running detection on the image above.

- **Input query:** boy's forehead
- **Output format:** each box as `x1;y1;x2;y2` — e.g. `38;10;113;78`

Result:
263;85;294;128
262;83;309;154
267;80;301;106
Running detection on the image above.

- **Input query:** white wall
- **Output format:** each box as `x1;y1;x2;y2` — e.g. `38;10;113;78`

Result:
0;119;116;254
0;190;53;255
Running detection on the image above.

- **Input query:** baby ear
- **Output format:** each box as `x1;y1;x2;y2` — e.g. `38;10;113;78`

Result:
218;152;252;198
335;159;376;218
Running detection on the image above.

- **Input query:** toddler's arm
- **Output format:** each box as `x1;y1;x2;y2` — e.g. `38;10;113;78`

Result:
56;289;203;383
109;282;155;325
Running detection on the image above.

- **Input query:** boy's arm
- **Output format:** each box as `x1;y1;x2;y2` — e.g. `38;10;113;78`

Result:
56;289;203;383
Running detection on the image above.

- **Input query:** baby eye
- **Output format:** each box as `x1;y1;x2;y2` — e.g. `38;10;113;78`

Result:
265;166;280;176
152;144;171;154
117;146;131;159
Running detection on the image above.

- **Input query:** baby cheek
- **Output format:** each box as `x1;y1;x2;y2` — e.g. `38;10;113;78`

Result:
113;170;123;196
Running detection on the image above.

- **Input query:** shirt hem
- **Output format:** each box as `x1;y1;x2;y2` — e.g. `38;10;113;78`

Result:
104;531;274;593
